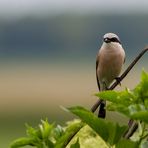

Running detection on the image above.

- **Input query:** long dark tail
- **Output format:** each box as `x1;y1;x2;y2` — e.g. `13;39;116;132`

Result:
98;100;106;118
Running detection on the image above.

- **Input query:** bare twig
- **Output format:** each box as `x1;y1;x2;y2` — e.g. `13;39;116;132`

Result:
123;121;138;139
91;99;102;112
91;47;148;113
109;46;148;90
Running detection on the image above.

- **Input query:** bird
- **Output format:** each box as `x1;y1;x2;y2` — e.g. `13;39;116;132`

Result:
96;33;125;118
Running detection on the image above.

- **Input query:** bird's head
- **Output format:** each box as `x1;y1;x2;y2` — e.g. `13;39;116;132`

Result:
103;33;121;44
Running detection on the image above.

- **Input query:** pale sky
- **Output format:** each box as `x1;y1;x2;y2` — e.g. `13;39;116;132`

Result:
0;0;148;17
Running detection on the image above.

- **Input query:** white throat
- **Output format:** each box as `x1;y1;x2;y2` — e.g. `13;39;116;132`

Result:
103;42;122;50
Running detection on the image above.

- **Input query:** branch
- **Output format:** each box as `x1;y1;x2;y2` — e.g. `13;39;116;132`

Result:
109;46;148;90
123;121;138;139
91;99;102;112
91;46;148;113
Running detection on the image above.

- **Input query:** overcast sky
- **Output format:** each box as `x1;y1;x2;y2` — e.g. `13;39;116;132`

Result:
1;0;148;18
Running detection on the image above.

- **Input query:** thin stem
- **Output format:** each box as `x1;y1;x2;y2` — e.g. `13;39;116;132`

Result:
91;47;148;113
91;99;102;113
141;123;146;138
60;122;84;148
139;123;147;142
123;121;138;139
141;133;148;141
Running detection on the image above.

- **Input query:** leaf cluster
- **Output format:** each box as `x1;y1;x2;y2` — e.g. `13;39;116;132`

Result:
10;71;148;148
10;119;84;148
96;71;148;123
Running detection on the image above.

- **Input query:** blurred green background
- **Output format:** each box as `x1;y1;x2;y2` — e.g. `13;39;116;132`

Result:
0;0;148;147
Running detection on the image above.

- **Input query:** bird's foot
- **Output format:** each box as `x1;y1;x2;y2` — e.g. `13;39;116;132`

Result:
115;77;122;86
103;81;109;90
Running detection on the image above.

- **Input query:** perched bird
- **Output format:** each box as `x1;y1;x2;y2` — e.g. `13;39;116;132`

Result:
96;33;125;118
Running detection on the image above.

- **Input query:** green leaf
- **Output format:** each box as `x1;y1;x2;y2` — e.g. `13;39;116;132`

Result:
116;139;139;148
96;89;134;107
55;121;84;148
11;120;56;148
95;90;118;103
10;137;36;148
133;71;148;104
70;138;80;148
52;125;64;141
68;106;127;146
107;122;128;145
141;70;148;92
130;111;148;123
69;106;108;141
39;119;54;139
26;124;42;139
128;104;146;115
45;139;54;148
140;140;148;148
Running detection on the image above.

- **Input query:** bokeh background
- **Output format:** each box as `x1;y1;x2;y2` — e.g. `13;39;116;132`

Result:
0;0;148;147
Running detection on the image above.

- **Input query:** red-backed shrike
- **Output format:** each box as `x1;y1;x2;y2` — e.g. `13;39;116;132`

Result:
96;33;125;118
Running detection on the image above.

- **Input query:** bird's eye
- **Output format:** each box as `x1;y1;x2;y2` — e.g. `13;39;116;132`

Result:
110;37;121;44
110;37;118;42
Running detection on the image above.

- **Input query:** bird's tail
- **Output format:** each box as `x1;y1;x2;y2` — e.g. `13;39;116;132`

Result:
98;84;107;118
98;100;106;118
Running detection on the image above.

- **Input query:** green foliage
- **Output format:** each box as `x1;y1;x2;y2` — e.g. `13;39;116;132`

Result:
96;71;148;123
70;138;80;148
10;137;36;148
54;120;84;148
10;119;55;148
115;139;138;148
68;106;127;146
10;71;148;148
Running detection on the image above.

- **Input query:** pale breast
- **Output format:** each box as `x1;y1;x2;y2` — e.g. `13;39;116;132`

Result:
97;44;125;88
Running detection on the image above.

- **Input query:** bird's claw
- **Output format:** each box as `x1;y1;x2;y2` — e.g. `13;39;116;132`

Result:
103;81;109;90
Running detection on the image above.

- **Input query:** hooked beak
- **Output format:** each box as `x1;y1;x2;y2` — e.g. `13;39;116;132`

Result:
104;38;111;43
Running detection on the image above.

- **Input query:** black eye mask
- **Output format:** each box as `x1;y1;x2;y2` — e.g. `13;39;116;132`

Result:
104;37;121;44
